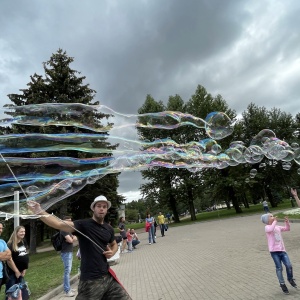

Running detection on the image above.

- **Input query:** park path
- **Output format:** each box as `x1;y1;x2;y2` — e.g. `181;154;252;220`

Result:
39;214;300;299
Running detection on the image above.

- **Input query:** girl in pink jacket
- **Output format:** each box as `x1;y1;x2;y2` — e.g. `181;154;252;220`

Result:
261;213;297;295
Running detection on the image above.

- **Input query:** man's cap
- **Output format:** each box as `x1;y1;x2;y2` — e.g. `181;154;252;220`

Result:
90;195;111;210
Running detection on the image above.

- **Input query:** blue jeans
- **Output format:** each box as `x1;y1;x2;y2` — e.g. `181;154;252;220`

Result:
270;251;293;284
148;225;155;243
61;251;73;293
159;224;165;236
132;240;140;248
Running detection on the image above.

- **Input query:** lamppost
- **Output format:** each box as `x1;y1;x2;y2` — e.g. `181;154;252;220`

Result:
14;191;20;228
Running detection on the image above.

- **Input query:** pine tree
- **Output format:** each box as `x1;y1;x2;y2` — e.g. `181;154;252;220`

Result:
1;49;123;252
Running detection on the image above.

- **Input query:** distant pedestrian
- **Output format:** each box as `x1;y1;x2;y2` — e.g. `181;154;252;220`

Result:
157;212;166;237
153;219;157;238
166;213;171;224
118;217;128;254
261;213;297;295
145;213;156;245
262;200;270;213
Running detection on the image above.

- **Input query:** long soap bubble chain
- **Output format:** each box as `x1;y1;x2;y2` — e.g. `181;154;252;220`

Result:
0;104;299;218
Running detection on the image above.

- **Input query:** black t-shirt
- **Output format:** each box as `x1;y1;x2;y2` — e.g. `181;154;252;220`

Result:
118;222;127;238
7;241;29;274
60;231;74;253
74;219;114;281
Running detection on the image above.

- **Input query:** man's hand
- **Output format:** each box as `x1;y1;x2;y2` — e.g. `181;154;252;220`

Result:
0;249;11;261
103;245;115;259
4;249;11;260
14;270;21;279
291;188;298;198
27;201;44;215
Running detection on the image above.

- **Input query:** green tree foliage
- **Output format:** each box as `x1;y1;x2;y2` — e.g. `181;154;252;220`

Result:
137;85;300;219
126;199;148;219
240;103;297;207
125;209;139;223
138;94;194;222
138;86;240;219
184;85;242;213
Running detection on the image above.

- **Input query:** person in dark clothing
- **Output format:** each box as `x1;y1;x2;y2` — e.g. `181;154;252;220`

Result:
5;226;29;299
28;195;131;300
118;217;127;254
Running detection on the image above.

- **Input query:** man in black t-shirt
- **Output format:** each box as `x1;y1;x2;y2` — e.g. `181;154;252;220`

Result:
60;215;77;297
29;195;131;300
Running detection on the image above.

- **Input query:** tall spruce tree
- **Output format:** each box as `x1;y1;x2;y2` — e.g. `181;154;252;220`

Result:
2;49;123;252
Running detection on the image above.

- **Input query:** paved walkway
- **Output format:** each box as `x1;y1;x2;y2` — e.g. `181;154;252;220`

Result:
38;214;300;299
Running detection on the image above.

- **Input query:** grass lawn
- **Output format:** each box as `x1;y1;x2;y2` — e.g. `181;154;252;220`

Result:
8;199;297;300
1;248;80;300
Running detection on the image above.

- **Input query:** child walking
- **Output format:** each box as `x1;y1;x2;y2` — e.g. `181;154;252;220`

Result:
261;213;297;295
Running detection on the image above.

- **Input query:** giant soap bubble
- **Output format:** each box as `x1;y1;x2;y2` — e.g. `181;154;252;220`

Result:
0;103;298;219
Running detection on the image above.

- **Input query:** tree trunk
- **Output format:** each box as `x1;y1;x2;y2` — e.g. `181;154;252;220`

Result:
225;200;231;209
29;220;37;254
243;193;249;208
265;185;277;207
228;186;242;213
187;188;196;221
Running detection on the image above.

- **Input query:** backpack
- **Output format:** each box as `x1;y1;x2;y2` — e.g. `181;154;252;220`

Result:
51;232;62;251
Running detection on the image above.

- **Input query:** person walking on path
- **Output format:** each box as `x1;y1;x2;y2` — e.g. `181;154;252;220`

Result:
0;223;11;289
262;200;270;213
145;213;156;245
60;215;77;297
166;213;171;224
28;195;132;300
157;212;166;237
5;226;29;299
261;213;297;295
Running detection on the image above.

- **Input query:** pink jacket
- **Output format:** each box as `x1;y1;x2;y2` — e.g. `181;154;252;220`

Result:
264;219;290;252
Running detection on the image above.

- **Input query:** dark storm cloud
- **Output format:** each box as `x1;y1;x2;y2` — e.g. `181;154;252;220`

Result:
80;0;247;112
1;0;300;199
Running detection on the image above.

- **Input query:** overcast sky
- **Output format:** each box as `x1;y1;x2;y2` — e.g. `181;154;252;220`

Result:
1;0;300;202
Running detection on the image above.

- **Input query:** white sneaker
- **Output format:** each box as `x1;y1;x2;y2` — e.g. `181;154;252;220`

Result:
149;242;151;245
65;290;75;297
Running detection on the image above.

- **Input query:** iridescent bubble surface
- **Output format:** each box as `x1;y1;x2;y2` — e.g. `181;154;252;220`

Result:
0;103;299;218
